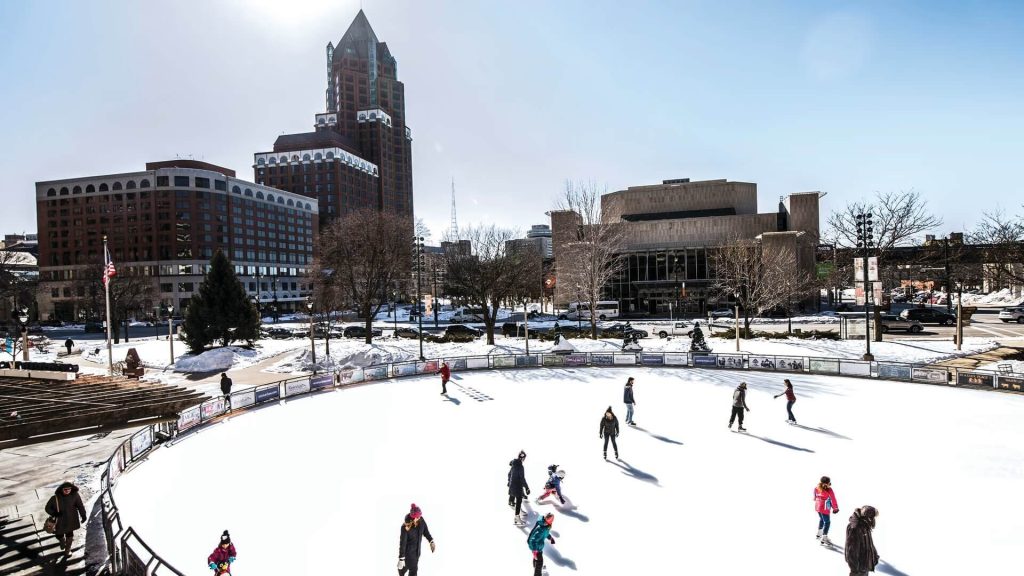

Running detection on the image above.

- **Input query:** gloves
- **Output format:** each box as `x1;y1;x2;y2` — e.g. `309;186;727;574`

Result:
548;536;556;544
559;497;566;505
525;487;530;495
209;563;217;570
745;407;750;412
429;540;436;553
229;557;236;563
397;558;405;570
832;509;839;514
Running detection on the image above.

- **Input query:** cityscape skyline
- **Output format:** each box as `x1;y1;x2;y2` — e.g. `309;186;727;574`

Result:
3;0;1024;242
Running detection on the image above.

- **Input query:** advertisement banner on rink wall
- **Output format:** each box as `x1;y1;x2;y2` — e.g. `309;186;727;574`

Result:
201;397;226;420
467;357;490;369
640;353;664;366
231;389;256;409
285;379;310;397
129;427;153;460
878;364;912;381
449;358;468;371
338;369;365;384
565;354;588;366
809;358;840;374
717;355;745;369
393;362;417;377
998;375;1024;391
776;357;804;371
516;355;540;367
748;356;775;370
364;366;388;380
957;371;994;387
493;356;515;368
693;354;718;367
417;360;439;374
543;355;565;366
663;353;688;366
912;367;948;384
177;406;201;431
839;361;871;377
310;374;334;390
591;354;614;366
613;354;637;365
255;384;281;403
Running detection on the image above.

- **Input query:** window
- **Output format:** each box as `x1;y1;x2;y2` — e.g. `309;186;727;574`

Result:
126;180;137;189
140;179;151;188
214;180;227;191
156;176;169;187
177;282;195;293
195;177;210;188
160;283;173;293
174;176;190;187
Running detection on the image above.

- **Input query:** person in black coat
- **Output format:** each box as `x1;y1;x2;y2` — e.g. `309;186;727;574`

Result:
845;506;880;576
507;450;530;523
44;481;87;556
599;406;619;460
398;504;435;576
623;377;637;425
64;338;74;356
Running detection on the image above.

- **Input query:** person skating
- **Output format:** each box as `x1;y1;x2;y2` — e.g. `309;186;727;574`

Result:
64;338;74;356
43;481;87;558
774;379;797;424
599;406;619;460
845;506;880;575
436;361;450;395
508;450;531;525
536;465;566;505
206;530;236;574
623;377;637;425
527;512;557;576
813;475;840;546
398;504;436;576
728;382;750;431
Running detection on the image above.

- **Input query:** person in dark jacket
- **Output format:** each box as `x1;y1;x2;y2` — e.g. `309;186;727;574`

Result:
508;450;530;524
398;504;435;576
599;407;619;460
64;338;74;356
774;379;797;424
527;512;556;576
436;362;450;395
44;481;87;557
623;377;637;425
220;373;233;400
728;382;750;431
207;530;237;574
845;506;880;575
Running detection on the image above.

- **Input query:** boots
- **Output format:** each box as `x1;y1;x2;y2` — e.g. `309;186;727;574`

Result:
815;528;823;540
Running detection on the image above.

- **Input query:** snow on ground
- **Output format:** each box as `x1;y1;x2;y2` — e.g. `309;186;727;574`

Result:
978;359;1024;374
959;288;1023;306
112;367;1024;575
80;335;308;372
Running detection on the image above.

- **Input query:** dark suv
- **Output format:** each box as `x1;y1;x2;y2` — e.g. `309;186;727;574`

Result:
899;308;955;325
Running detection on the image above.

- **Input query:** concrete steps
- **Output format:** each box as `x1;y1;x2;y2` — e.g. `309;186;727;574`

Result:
0;514;86;576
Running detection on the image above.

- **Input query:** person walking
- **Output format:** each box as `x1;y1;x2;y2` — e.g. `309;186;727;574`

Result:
206;530;237;574
813;476;840;546
64;338;74;356
398;504;436;576
845;506;880;575
527;512;557;576
728;382;750;432
508;450;531;525
436;361;451;395
774;379;797;424
220;373;233;402
43;481;87;558
623;377;637;426
599;406;619;460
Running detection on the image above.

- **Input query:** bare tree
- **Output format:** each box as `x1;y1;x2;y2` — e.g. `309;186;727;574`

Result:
711;238;805;336
0;249;37;325
968;208;1024;289
315;208;413;344
826;190;943;252
555;180;625;339
442;225;540;345
73;262;155;343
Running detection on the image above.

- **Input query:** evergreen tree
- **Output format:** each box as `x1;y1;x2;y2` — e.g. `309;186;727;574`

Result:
182;251;260;352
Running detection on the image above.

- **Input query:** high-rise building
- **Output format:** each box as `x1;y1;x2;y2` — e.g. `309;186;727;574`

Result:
254;10;413;223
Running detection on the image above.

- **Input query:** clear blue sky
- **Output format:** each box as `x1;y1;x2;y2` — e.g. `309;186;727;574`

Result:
2;0;1022;242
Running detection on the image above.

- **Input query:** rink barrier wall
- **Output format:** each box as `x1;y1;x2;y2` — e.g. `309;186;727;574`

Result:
93;352;1014;574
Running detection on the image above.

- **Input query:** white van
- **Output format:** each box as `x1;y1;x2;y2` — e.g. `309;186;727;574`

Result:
451;307;486;323
560;301;620;321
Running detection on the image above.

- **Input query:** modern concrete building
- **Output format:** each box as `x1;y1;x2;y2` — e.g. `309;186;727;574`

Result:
36;160;319;321
506;224;553;259
551;178;821;315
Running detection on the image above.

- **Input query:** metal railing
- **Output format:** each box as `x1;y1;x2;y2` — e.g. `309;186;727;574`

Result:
94;349;1016;573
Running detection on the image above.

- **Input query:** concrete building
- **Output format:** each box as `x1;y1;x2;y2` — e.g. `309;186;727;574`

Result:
505;224;553;259
551;178;821;315
36;160;319;321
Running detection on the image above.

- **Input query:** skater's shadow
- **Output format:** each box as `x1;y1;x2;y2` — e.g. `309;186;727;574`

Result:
632;426;683;445
827;548;909;576
545;543;578;571
550;496;590;523
745;433;815;453
610;459;660;486
443;395;461;405
792;424;851;440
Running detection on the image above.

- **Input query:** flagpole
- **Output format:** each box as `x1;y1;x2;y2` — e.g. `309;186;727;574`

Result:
103;235;114;376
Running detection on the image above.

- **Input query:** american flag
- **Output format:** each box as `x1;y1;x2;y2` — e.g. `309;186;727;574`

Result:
103;246;117;285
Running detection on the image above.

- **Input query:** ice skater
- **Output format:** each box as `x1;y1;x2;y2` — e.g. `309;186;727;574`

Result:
536;465;566;505
398;504;436;576
813;476;840;546
436;361;450;395
774;379;797;424
623;377;637;425
527;512;557;576
728;382;750;431
508;450;531;525
599;406;620;460
206;530;236;574
845;506;880;576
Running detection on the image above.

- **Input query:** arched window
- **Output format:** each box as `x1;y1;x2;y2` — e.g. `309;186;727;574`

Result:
279;156;288;164
305;203;312;210
317;117;325;125
126;181;136;189
85;184;95;193
112;182;122;190
291;155;299;162
257;157;266;165
287;199;294;206
267;156;276;164
265;193;273;202
232;185;241;194
59;187;69;195
277;197;285;204
302;154;311;161
72;185;82;194
326;151;335;160
314;153;322;161
140;179;151;188
244;188;253;197
46;188;56;197
99;183;109;192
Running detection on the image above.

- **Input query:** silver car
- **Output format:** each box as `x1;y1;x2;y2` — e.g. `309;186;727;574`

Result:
998;307;1024;323
880;315;923;333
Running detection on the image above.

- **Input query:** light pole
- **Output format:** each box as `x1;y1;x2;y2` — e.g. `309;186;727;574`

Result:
252;296;261;326
167;304;174;365
392;291;399;336
523;298;530;355
856;212;875;361
432;262;440;329
412;236;425;360
306;297;316;374
18;308;29;362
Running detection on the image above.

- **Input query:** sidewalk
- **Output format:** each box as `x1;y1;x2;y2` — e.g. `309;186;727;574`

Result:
927;345;1024;370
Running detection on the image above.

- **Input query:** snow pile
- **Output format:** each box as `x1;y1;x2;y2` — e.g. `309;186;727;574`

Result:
960;288;1023;306
978;359;1024;374
174;347;258;373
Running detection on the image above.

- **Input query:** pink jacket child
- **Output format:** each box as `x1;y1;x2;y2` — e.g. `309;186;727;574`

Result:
207;530;237;574
813;476;840;544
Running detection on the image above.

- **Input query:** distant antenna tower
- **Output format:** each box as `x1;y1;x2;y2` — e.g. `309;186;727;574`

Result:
449;178;459;239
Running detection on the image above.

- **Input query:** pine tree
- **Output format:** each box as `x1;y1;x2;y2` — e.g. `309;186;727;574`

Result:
182;251;260;352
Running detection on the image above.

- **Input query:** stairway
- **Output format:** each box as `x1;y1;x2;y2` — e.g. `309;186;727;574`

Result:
0;513;86;576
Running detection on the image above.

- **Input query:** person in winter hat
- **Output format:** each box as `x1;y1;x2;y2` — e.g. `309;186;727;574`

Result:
207;530;237;574
728;382;750;431
773;379;797;424
508;450;531;524
436;362;450;395
536;465;566;505
64;338;74;356
398;505;435;576
845;506;880;575
599;407;619;460
44;481;87;557
623;377;637;425
813;476;840;546
527;513;557;576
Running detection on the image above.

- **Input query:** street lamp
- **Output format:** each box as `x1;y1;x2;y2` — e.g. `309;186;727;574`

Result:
856;212;875;361
306;296;316;374
17;308;29;362
392;291;399;337
413;236;425;361
166;304;175;365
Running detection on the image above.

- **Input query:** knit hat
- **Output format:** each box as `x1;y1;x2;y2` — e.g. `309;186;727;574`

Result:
739;382;747;389
543;513;554;525
820;476;831;485
409;503;422;519
861;506;878;518
220;530;231;544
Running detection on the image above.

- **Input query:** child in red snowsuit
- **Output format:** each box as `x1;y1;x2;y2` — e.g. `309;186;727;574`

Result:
207;530;236;574
436;362;450;395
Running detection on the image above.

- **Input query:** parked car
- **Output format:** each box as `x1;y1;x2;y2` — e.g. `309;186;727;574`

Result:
266;328;293;339
527;312;558;322
83;322;104;333
880;315;924;333
998;306;1024;323
444;324;483;338
501;322;551;338
343;325;383;339
709;308;734;318
657;322;695;339
394;327;422;339
601;323;648;339
451;307;485;323
899;308;955;325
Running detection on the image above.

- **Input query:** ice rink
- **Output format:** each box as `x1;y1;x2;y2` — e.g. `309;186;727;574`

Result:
113;367;1024;575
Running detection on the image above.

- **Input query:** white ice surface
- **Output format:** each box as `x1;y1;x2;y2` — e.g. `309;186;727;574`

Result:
112;368;1024;575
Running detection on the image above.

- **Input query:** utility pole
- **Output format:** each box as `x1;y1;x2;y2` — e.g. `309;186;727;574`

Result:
414;236;425;360
856;212;875;361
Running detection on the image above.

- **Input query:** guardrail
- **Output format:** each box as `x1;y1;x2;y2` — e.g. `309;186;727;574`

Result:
94;350;1016;574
